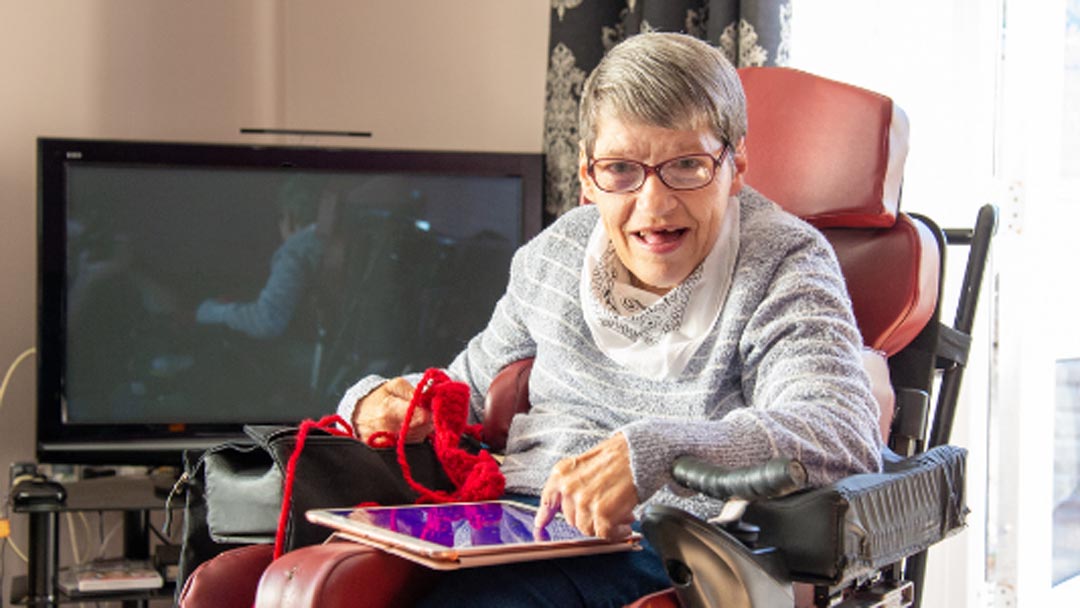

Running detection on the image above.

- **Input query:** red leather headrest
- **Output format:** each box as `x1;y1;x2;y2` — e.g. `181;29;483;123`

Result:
739;67;908;229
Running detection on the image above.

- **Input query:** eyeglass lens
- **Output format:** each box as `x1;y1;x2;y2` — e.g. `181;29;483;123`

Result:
590;150;727;193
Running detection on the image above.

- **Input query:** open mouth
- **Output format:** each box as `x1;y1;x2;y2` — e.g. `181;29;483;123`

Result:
633;228;689;246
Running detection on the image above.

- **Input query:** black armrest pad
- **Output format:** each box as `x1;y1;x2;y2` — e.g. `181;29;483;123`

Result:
744;444;967;586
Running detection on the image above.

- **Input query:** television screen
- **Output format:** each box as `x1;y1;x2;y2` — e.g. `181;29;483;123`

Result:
37;138;544;465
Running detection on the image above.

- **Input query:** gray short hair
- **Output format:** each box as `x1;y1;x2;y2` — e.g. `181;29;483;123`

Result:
579;33;747;157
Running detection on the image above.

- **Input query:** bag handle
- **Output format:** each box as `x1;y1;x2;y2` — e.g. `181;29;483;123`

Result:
272;370;506;559
273;414;354;559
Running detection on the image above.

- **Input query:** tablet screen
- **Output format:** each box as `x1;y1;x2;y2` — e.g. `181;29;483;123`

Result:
321;501;590;551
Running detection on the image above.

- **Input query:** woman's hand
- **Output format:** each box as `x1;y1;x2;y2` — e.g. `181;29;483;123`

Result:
353;377;433;443
533;433;638;540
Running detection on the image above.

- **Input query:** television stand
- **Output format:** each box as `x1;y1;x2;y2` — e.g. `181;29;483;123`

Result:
10;474;175;607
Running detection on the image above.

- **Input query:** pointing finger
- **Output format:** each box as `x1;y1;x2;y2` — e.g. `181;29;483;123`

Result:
534;491;560;538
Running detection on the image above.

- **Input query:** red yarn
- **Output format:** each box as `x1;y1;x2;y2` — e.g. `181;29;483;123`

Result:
394;369;505;504
273;371;505;559
365;431;396;448
274;414;353;559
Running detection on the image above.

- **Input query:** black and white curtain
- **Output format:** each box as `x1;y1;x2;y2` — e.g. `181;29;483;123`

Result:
543;0;793;217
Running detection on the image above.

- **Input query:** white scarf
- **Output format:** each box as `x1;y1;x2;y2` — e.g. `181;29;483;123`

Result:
580;197;741;379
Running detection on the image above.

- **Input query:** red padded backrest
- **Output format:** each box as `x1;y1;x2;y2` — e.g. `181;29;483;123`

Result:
485;69;940;453
739;67;907;228
739;67;938;356
483;358;533;453
820;219;938;356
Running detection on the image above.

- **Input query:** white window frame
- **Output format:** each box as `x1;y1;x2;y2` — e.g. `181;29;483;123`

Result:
993;0;1080;604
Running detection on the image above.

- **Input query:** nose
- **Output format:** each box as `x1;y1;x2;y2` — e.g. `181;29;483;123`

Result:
634;172;678;215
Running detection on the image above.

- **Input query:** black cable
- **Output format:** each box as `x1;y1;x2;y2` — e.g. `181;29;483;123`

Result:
148;520;174;546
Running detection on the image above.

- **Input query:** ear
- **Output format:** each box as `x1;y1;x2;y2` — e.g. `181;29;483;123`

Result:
578;144;598;205
728;137;748;196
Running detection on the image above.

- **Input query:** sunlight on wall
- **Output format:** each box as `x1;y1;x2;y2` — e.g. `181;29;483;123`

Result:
788;0;1000;226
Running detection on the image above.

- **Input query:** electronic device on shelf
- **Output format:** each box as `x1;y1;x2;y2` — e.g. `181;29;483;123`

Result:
37;137;544;467
57;559;164;595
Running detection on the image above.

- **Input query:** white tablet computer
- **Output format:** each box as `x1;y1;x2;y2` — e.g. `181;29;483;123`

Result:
306;500;642;570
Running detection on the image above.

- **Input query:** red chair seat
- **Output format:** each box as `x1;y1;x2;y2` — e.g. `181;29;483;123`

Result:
255;541;438;608
178;543;274;608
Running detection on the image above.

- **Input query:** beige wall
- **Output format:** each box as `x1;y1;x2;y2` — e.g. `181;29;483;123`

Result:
281;1;548;151
0;0;548;597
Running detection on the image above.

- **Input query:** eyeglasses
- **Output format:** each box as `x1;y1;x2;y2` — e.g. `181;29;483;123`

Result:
587;145;731;194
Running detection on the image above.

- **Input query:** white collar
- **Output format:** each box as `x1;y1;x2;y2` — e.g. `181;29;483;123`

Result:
580;197;741;379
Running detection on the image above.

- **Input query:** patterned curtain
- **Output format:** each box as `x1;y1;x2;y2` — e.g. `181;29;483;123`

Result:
544;0;793;217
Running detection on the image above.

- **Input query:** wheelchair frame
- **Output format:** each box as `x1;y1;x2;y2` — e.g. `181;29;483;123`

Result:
641;204;997;608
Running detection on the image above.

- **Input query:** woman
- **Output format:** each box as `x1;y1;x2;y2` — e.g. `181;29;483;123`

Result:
339;32;881;606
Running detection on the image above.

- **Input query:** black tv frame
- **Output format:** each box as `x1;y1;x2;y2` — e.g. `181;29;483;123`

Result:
37;137;544;466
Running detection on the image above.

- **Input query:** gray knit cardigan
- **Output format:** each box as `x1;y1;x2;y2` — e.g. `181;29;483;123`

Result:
338;187;882;519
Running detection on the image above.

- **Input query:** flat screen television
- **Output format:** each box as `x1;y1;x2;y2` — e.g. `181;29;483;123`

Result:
37;137;544;466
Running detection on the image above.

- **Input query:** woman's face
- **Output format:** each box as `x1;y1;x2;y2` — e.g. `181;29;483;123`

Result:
580;114;747;295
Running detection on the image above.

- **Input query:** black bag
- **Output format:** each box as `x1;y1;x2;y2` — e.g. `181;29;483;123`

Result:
173;422;454;591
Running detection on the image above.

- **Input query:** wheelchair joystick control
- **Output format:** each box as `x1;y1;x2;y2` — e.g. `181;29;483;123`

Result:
721;520;760;548
642;457;810;607
643;504;793;608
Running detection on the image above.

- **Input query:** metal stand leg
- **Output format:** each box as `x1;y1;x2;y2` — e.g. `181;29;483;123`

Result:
122;510;151;608
26;510;60;608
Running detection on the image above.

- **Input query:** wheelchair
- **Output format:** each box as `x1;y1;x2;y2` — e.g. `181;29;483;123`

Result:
629;67;996;608
179;67;996;608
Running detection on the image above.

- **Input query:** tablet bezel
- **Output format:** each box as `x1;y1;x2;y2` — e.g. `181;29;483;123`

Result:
306;500;641;562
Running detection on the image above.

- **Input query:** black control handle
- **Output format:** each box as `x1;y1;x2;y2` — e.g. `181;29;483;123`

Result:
672;457;807;501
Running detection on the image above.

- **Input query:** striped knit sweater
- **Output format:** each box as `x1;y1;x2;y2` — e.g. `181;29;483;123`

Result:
338;187;882;519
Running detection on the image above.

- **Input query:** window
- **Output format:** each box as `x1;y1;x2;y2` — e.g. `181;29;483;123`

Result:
1055;358;1080;585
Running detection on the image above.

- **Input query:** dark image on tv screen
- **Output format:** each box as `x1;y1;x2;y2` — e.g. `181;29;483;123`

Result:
36;137;543;471
62;164;526;426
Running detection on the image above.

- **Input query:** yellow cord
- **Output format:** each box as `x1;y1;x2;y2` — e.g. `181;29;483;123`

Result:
1;347;38;564
4;534;29;563
0;347;36;412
